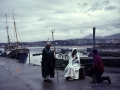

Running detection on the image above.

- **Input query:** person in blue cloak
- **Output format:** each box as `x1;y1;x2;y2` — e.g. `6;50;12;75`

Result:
41;42;56;82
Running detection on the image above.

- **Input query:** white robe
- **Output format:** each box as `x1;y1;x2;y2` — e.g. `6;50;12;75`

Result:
64;49;81;79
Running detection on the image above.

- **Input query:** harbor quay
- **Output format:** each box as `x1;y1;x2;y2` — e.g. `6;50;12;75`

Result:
0;57;120;90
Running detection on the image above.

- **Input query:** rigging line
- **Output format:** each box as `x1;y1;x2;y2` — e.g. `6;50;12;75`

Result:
15;26;20;61
14;20;19;46
13;20;15;45
7;18;13;43
16;27;23;47
9;10;18;46
9;14;22;45
16;24;21;41
9;30;13;43
6;22;13;43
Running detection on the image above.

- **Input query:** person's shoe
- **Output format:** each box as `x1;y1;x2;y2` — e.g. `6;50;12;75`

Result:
89;78;97;84
68;78;74;81
44;79;52;82
89;81;96;84
66;77;70;80
89;77;97;84
107;76;111;84
89;79;97;83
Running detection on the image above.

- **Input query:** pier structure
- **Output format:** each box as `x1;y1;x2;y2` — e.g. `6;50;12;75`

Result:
0;57;120;90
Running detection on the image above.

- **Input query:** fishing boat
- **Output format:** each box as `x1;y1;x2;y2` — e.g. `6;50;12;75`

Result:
60;48;70;54
4;13;29;63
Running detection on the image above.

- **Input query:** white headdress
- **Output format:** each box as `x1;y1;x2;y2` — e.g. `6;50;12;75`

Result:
46;42;51;45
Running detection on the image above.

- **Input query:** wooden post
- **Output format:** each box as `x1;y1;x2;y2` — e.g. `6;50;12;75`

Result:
29;52;30;64
93;27;96;48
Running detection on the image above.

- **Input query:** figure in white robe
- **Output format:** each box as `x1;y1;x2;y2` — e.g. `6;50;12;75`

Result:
64;48;81;80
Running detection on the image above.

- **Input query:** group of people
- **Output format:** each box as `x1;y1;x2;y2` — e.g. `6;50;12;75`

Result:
41;42;111;84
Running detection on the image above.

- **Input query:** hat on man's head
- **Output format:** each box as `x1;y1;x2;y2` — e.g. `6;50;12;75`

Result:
46;42;51;45
92;49;97;54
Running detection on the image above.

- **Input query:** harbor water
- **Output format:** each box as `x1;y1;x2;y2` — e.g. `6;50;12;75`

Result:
0;46;92;65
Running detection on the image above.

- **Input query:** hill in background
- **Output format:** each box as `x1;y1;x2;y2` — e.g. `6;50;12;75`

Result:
82;33;120;39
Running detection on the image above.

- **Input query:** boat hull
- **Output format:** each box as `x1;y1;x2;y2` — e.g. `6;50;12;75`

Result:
6;49;29;64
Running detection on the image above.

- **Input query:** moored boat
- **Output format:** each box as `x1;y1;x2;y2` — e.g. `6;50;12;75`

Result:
4;13;29;64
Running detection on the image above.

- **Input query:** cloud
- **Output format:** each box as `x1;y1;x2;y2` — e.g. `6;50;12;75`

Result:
105;6;116;11
55;9;66;13
0;0;120;43
89;2;102;11
114;21;120;28
102;0;110;5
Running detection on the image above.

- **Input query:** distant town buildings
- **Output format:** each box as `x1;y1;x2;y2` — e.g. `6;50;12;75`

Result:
0;39;120;47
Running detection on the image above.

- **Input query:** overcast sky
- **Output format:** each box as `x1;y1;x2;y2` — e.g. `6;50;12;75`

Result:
0;0;120;43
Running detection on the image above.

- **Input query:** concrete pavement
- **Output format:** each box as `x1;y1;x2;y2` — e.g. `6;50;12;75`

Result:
0;57;120;90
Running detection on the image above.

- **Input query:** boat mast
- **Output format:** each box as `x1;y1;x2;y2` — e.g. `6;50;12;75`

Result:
5;14;10;45
11;10;19;47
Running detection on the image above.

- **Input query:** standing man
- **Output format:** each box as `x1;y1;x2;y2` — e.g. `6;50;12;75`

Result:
89;49;111;84
41;42;56;82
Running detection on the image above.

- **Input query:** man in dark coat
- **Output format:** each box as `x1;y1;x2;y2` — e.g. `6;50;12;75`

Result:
41;42;56;82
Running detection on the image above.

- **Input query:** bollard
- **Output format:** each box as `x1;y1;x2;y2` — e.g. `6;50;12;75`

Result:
29;52;30;64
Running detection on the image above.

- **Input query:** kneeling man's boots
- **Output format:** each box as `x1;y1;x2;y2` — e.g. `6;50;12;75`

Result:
90;75;97;83
102;76;111;84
